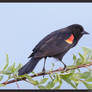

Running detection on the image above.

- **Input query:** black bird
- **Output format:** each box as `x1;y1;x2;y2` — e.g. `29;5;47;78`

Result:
18;24;89;75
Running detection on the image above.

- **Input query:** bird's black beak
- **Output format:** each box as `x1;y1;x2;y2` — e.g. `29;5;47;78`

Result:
82;30;89;35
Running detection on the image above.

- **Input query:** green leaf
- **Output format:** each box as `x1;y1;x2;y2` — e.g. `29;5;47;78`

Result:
40;78;48;84
57;79;62;89
6;66;13;74
38;85;46;89
55;85;61;89
7;75;12;80
57;75;61;81
82;47;91;57
75;82;79;88
64;79;77;89
31;80;39;85
5;62;16;75
49;74;54;81
3;66;14;75
77;68;80;72
85;71;92;82
0;84;5;87
11;62;16;72
70;73;80;81
79;53;85;63
31;71;36;75
3;54;9;70
46;81;55;89
86;77;92;82
67;65;75;69
69;73;80;87
54;81;62;89
82;80;92;89
0;76;3;81
80;72;91;79
18;74;27;78
60;73;73;78
70;70;75;74
53;74;61;83
76;58;82;65
90;56;92;60
73;54;76;61
73;54;77;64
25;75;39;85
53;76;58;83
62;76;77;89
14;64;22;73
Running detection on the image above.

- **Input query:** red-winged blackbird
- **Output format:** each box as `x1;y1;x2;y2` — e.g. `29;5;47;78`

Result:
18;24;89;75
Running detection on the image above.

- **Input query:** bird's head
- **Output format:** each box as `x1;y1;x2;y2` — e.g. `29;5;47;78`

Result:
67;24;89;40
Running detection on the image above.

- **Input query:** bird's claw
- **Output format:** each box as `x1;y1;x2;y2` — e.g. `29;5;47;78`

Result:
42;68;45;78
63;64;67;71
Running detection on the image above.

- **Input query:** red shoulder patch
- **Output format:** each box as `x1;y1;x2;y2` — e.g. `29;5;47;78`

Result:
65;34;74;44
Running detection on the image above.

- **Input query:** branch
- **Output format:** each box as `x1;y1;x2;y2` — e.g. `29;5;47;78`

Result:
2;62;92;85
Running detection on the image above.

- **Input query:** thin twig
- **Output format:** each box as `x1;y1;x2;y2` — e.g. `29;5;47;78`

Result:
16;82;20;89
13;74;20;89
1;62;92;85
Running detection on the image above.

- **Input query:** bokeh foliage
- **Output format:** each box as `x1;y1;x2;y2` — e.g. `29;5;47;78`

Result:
0;47;92;89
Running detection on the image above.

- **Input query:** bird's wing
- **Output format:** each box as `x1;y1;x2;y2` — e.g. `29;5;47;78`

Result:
33;31;73;58
28;30;59;58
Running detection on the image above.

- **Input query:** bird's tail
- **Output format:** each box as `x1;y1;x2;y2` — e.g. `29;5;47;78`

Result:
18;57;41;75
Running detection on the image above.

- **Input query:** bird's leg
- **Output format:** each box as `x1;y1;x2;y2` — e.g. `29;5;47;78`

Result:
61;61;67;70
42;57;46;74
42;57;47;78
